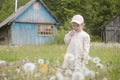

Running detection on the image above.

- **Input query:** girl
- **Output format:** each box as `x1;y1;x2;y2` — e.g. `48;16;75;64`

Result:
62;14;90;70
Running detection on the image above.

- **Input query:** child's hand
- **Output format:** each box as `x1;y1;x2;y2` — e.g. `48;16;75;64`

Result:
70;30;75;37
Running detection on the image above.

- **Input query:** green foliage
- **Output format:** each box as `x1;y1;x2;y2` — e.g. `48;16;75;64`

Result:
43;0;120;36
0;0;29;22
0;0;120;38
52;19;72;44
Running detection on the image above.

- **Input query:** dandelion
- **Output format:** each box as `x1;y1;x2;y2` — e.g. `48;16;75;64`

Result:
92;57;101;64
0;60;6;65
56;71;64;80
23;62;36;73
86;56;92;61
34;72;41;78
46;60;49;65
96;63;104;69
103;77;108;80
49;76;56;80
65;69;72;76
38;58;44;64
82;67;91;77
89;71;96;79
64;53;75;61
15;67;21;74
72;71;85;80
4;77;8;80
40;64;48;73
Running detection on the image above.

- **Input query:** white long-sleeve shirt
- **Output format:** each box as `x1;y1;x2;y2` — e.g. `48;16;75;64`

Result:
64;30;90;59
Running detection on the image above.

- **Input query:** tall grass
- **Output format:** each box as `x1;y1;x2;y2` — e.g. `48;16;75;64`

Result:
0;43;120;79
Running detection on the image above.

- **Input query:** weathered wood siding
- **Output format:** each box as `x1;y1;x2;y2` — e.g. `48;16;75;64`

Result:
104;15;120;43
11;2;58;45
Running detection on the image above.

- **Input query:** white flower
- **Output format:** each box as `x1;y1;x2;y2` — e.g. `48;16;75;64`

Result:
23;62;36;73
56;71;64;80
4;77;8;80
65;77;71;80
82;67;91;77
16;68;21;74
72;71;85;80
103;77;108;80
89;71;96;79
46;60;49;65
38;58;44;64
86;56;92;60
34;72;41;78
92;57;101;64
64;53;75;61
96;63;104;69
65;69;72;76
0;60;6;65
49;76;56;80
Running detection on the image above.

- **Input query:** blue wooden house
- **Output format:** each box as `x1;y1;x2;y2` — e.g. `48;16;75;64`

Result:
0;0;59;45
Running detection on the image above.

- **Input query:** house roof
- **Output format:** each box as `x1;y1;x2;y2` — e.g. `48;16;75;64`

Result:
0;0;59;28
100;14;120;29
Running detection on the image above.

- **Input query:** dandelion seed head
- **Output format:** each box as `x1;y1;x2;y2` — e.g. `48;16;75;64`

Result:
92;57;101;64
23;62;36;73
38;58;44;64
103;77;108;80
96;63;104;69
49;76;56;80
89;71;96;79
0;60;6;65
56;72;64;80
72;71;85;80
65;69;72;76
64;53;75;61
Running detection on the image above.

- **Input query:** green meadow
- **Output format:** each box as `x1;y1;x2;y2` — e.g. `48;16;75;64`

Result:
0;43;120;80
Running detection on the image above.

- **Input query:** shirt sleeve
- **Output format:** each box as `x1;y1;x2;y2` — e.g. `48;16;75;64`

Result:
64;31;72;45
82;34;90;57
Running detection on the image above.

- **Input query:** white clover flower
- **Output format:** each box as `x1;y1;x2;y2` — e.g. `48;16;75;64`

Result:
23;62;36;73
72;71;85;80
64;53;75;61
49;76;56;80
0;60;6;65
92;57;101;64
38;58;44;64
96;63;104;69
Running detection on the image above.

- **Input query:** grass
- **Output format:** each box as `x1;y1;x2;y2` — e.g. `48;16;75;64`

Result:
0;43;120;80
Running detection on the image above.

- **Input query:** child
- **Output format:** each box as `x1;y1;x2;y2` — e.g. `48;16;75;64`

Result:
62;14;90;70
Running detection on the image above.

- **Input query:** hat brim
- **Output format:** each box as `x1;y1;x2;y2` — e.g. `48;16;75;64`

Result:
71;20;82;25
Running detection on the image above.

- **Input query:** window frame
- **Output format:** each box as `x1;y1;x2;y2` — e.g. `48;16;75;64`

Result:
37;24;54;36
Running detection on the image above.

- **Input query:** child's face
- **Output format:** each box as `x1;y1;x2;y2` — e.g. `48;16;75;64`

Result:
72;22;83;32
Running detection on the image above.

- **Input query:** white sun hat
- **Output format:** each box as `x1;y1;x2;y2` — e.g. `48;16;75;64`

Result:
71;14;84;24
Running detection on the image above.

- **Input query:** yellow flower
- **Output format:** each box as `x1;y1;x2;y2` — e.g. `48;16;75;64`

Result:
40;64;48;73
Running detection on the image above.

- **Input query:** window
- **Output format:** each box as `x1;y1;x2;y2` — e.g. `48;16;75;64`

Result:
37;24;54;36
